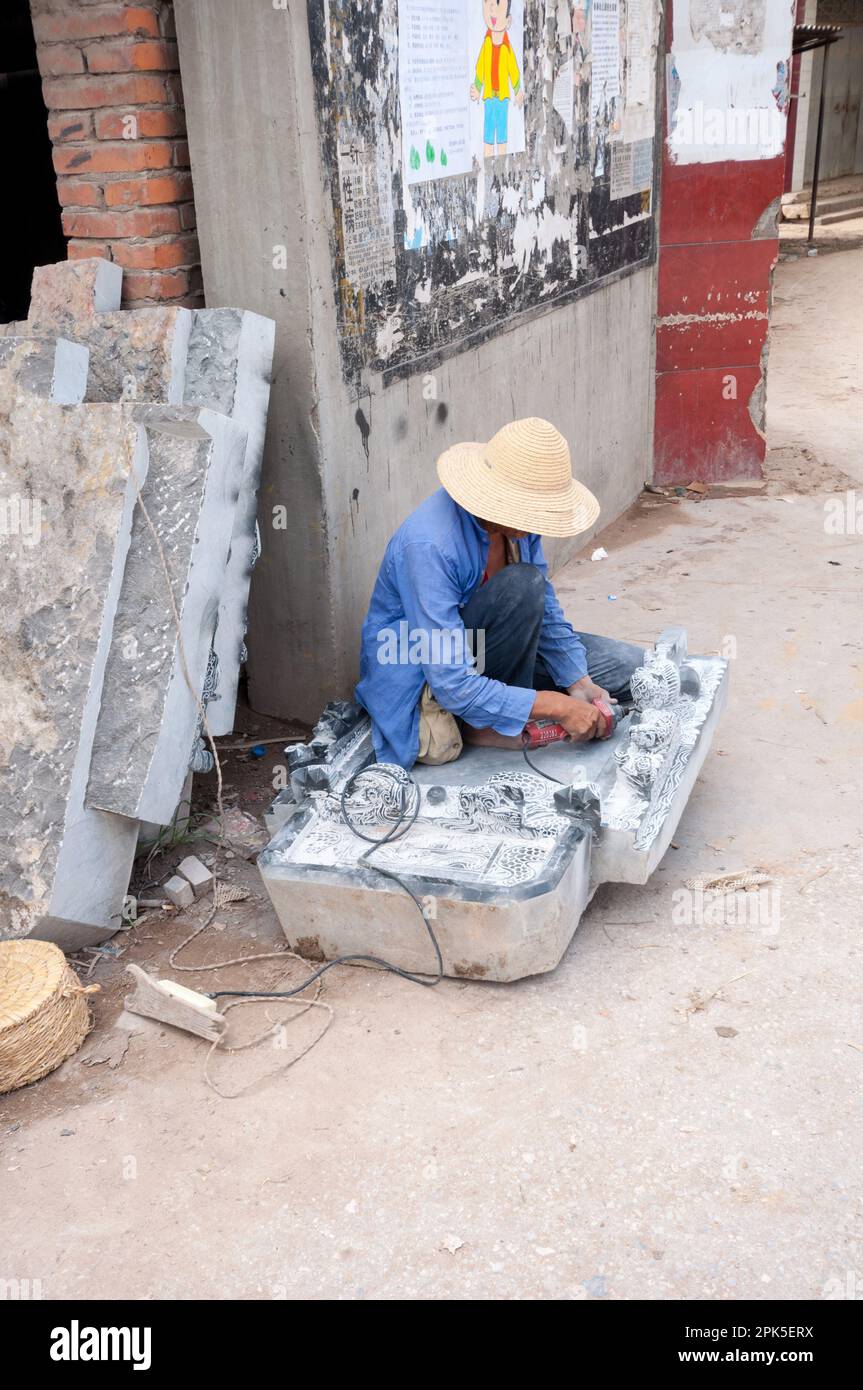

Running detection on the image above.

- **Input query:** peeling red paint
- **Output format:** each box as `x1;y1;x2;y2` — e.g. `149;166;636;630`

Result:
654;367;766;484
654;5;787;485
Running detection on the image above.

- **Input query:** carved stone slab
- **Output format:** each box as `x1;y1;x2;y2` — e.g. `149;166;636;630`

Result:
258;634;729;980
183;308;276;736
260;772;592;982
85;407;247;824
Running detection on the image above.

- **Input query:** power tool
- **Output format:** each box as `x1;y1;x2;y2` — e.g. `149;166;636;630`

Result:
522;698;632;749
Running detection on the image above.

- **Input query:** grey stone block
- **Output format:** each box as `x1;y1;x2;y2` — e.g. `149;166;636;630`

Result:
2;264;277;742
176;855;213;898
257;635;729;981
137;770;194;854
0;258;191;405
0;398;151;942
164;874;194;909
184;308;276;735
262;823;592;983
0;336;89;405
85;407;247;825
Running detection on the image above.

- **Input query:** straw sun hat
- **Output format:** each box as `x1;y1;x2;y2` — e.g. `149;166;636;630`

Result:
436;417;600;539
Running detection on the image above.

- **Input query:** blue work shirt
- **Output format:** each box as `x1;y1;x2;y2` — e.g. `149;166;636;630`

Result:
355;488;588;768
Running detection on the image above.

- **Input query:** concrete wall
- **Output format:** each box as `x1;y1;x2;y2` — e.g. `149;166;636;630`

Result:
175;0;657;722
802;18;863;184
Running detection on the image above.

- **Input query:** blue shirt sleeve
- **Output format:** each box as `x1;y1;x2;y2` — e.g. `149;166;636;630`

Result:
395;541;535;734
526;537;589;687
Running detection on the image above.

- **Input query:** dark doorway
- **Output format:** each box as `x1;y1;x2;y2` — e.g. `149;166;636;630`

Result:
1;0;66;323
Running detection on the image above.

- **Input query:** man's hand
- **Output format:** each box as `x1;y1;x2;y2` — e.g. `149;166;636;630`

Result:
569;675;613;704
515;87;525;108
531;690;602;742
470;83;480;102
556;696;603;741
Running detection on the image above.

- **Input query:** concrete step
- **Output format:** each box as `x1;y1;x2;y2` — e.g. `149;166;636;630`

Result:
782;191;863;221
819;206;863;225
782;174;863;207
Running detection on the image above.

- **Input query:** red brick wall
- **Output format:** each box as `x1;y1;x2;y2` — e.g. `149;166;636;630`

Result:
30;0;201;308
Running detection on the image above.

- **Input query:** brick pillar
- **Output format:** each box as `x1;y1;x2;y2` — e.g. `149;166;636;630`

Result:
30;0;202;308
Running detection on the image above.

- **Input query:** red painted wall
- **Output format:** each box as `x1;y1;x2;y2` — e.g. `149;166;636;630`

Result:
653;3;790;485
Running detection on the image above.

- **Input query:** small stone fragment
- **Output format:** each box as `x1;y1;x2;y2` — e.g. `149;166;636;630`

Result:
164;875;195;909
177;855;214;899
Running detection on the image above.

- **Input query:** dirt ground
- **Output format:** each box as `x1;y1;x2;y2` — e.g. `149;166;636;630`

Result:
2;246;862;1303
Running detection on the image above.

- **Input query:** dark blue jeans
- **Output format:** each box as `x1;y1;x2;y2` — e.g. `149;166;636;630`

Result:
460;563;644;700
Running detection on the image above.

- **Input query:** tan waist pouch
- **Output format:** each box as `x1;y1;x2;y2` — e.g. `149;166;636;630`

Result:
416;684;463;766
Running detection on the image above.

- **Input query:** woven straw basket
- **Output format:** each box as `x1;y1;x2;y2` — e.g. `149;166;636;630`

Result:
0;940;98;1094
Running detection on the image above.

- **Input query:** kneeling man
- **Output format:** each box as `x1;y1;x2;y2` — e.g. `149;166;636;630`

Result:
356;417;643;769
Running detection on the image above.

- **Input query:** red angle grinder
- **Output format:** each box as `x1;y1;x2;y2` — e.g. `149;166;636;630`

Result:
522;699;630;749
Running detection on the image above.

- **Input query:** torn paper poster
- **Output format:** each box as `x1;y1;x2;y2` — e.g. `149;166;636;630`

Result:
621;0;656;141
590;0;622;129
337;136;396;292
667;0;792;164
398;0;472;185
610;137;654;199
553;57;575;137
625;0;653;107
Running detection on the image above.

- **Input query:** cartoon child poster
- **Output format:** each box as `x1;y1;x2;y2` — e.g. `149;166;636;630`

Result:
397;0;526;194
469;0;526;161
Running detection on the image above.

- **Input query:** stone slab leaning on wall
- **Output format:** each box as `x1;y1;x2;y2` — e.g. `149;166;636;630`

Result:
86;405;247;824
183;308;276;736
0;391;150;943
2;261;276;739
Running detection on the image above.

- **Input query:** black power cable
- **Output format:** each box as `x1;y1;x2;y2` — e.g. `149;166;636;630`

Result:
209;765;444;1000
521;735;565;784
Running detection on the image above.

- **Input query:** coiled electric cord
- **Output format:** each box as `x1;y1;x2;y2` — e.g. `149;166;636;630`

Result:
209;765;443;999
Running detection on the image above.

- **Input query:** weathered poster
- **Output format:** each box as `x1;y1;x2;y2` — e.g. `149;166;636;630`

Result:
310;0;660;381
621;0;655;140
398;0;472;185
398;0;526;189
337;137;397;291
552;55;575;138
468;0;526;162
625;0;652;107
609;135;653;198
590;0;621;128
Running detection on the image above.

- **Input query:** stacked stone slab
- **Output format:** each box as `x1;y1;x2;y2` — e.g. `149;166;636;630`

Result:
86;406;247;824
1;260;275;738
0;260;275;949
182;309;276;736
0;259;191;405
0;337;88;407
0;390;149;944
